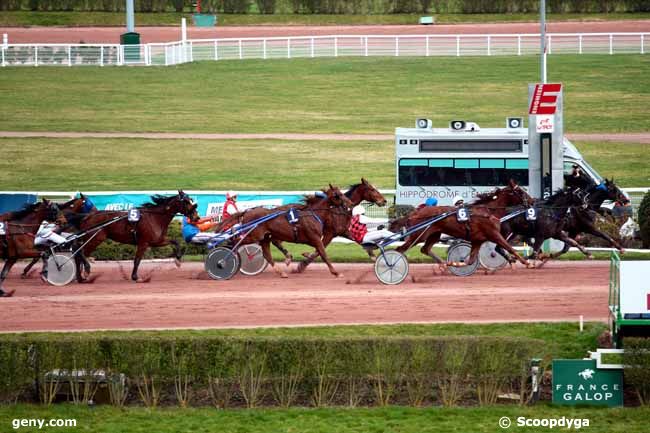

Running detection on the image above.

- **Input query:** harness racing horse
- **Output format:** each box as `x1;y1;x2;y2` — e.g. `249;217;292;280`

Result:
20;193;98;279
76;191;199;282
389;180;534;270
0;200;67;296
220;185;353;278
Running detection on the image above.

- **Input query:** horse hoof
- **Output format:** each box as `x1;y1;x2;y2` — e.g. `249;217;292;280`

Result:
587;254;594;260
284;258;292;267
174;258;182;268
334;273;344;279
20;273;28;279
301;252;311;259
0;289;15;297
280;272;288;279
526;262;536;269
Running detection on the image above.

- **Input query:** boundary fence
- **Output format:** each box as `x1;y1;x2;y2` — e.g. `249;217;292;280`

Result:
1;32;648;67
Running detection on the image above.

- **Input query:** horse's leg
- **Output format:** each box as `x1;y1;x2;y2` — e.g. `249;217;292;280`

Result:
21;257;40;279
261;239;287;278
555;231;592;259
169;239;183;267
76;231;107;283
296;233;335;273
419;232;447;274
579;223;626;253
490;231;533;268
132;243;150;282
0;259;17;294
272;240;293;266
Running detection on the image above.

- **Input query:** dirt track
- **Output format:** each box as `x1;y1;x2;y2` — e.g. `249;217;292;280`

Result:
2;20;648;44
0;260;609;333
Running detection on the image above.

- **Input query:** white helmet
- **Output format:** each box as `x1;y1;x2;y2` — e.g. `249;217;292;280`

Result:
352;205;365;216
453;197;464;206
226;191;237;199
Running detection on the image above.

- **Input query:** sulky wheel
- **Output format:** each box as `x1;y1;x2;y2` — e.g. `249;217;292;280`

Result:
446;241;480;277
205;247;240;280
374;250;409;285
45;252;77;286
478;241;508;271
237;244;268;276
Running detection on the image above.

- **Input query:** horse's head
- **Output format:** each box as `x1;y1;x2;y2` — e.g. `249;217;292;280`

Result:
350;178;387;207
473;180;534;208
40;200;68;227
324;184;353;210
505;179;534;206
62;193;97;214
604;178;629;205
176;190;200;222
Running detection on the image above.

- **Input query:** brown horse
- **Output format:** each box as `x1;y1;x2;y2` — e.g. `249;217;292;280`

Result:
295;178;387;272
0;199;67;296
76;191;199;282
389;180;534;270
20;194;98;279
220;185;353;278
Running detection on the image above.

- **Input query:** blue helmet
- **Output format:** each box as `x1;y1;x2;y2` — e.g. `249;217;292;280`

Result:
425;197;438;207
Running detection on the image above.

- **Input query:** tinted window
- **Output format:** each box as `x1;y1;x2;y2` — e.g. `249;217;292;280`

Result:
399;159;528;187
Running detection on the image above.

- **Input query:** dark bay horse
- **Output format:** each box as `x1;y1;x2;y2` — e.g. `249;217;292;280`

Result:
389;181;534;270
0;200;67;296
76;191;199;282
20;193;98;279
218;185;353;278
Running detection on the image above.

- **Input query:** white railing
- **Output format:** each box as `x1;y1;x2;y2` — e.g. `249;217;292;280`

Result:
1;32;648;67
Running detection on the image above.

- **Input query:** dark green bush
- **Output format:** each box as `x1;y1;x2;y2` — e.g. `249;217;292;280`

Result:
638;191;650;248
0;334;538;407
623;337;650;406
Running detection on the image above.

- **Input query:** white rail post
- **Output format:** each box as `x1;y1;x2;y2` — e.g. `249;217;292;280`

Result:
425;35;429;56
364;36;368;56
287;38;291;59
100;45;104;66
579;34;582;54
456;35;460;56
189;40;193;62
517;35;521;55
1;47;4;67
67;45;72;66
165;45;169;66
487;35;491;56
238;39;242;59
548;34;552;54
213;40;218;60
146;44;151;66
34;46;38;67
395;36;399;56
263;39;267;59
642;34;645;54
334;36;338;57
609;34;613;54
311;37;314;58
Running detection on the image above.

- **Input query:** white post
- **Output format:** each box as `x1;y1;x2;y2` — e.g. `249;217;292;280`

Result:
425;35;429;56
34;46;38;67
1;34;5;67
189;40;193;62
100;45;104;66
548;34;552;54
238;39;242;59
579;34;582;54
287;38;290;59
146;44;151;65
1;47;4;67
263;39;267;59
395;36;399;56
540;0;547;83
181;18;187;43
642;34;645;54
609;34;613;54
456;35;460;56
364;36;368;57
579;315;584;332
165;46;169;66
214;40;218;60
487;35;491;56
334;37;338;57
311;37;314;58
517;35;521;55
126;0;135;33
68;45;72;66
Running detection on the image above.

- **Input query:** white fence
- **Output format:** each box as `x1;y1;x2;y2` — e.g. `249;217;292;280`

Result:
2;32;648;67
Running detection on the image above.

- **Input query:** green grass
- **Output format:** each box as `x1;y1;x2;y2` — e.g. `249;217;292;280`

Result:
1;56;649;134
2;11;649;26
2;404;649;433
1;137;648;190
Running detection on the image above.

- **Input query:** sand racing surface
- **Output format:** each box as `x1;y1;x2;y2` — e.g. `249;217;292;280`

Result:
0;260;609;332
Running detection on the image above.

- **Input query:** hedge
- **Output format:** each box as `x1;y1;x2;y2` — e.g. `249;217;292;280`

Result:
623;337;650;406
2;0;648;13
0;335;538;407
638;191;650;249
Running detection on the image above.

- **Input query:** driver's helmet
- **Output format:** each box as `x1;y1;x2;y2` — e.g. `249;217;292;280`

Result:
453;197;464;206
425;197;438;207
226;191;238;200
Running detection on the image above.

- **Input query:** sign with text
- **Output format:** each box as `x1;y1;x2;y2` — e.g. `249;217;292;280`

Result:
535;115;555;133
529;83;562;115
552;359;623;407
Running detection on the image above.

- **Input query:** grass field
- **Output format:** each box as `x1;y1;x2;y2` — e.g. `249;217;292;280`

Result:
2;11;649;26
3;404;650;433
1;56;649;134
1;137;647;190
